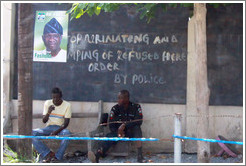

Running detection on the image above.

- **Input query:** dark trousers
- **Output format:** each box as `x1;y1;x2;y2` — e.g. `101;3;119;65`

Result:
99;125;142;156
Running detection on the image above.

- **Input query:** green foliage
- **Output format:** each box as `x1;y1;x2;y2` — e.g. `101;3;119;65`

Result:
67;3;231;23
67;3;124;21
3;144;39;163
136;3;158;23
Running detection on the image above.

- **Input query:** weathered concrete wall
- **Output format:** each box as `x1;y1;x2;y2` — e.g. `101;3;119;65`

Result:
10;100;243;154
2;3;15;133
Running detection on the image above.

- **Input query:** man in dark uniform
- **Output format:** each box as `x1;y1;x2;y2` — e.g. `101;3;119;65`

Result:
88;90;145;163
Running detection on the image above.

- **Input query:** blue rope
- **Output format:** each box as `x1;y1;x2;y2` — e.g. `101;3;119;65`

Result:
3;135;159;141
173;135;243;145
4;135;242;144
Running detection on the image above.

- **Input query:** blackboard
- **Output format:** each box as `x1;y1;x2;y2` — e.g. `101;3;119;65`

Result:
13;3;243;106
31;3;188;104
206;4;243;106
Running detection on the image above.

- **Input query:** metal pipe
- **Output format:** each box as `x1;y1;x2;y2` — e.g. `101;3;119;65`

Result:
174;113;182;163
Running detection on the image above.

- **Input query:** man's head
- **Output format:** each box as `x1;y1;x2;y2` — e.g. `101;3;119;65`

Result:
51;87;63;106
42;18;63;54
117;90;130;106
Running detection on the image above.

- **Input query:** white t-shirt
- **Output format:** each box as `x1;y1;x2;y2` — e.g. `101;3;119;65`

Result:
43;99;71;126
33;49;67;62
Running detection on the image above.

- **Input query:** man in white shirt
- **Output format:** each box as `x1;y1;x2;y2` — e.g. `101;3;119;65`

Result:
32;87;71;162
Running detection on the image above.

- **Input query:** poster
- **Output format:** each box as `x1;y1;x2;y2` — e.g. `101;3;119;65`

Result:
33;11;68;62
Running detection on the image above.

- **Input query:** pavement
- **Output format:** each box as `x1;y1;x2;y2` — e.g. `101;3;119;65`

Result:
55;151;243;163
3;142;243;164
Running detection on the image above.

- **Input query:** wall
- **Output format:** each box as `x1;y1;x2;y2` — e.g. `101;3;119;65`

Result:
2;3;15;133
30;4;189;104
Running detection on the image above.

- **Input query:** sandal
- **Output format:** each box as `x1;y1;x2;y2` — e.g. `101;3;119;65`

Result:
42;151;55;163
51;156;59;163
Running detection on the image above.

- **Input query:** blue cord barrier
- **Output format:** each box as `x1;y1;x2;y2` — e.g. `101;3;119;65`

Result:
173;135;243;145
3;135;159;142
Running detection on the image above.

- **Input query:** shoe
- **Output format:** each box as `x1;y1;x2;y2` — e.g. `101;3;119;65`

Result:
137;155;143;163
137;147;146;163
137;154;147;163
42;151;55;163
88;151;99;163
50;156;59;163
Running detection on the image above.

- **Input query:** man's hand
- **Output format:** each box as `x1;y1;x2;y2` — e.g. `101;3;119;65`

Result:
118;123;126;137
48;105;55;114
50;130;59;136
43;105;55;123
49;119;70;136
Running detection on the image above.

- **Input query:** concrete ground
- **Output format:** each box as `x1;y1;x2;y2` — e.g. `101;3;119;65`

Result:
57;152;243;163
3;141;243;164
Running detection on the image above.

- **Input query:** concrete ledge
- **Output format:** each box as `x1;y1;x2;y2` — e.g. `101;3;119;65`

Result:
7;112;99;119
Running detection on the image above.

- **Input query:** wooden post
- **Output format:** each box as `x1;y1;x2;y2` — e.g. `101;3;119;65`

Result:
194;3;210;163
17;3;34;159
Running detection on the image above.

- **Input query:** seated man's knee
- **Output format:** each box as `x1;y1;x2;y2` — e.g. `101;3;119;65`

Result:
106;132;117;137
32;129;41;136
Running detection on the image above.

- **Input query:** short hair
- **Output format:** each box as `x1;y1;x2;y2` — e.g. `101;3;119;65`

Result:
51;87;62;98
120;90;130;99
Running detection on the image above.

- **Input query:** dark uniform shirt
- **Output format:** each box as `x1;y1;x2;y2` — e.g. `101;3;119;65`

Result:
109;102;143;133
